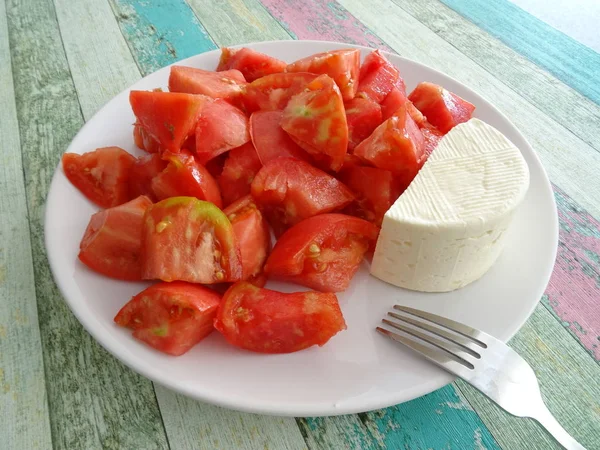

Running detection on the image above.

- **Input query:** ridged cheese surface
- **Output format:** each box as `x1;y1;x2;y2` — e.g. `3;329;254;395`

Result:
370;118;529;292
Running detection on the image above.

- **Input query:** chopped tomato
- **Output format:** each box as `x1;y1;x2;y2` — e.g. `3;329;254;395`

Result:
223;195;271;280
241;72;317;113
133;121;162;154
281;74;348;171
339;165;401;225
408;82;475;133
79;195;152;280
214;282;346;353
381;83;408;120
250;157;354;235
115;281;221;356
345;97;382;151
357;50;401;104
406;101;427;127
63;146;136;208
249;110;308;164
129;153;168;201
130;90;210;153
204;153;227;178
265;214;379;292
142;197;242;283
195;99;250;164
169;66;246;105
151;151;222;208
217;47;286;82
286;49;360;101
353;104;426;190
218;142;262;206
421;124;444;157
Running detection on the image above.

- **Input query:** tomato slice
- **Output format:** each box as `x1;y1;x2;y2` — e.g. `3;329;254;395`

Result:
265;214;379;292
286;49;360;101
408;82;475;134
249;110;308;164
63;146;136;208
353;103;426;190
115;281;221;356
130;91;210;153
241;72;317;113
357;50;401;104
169;66;246;105
281;74;348;171
142;197;242;283
129;153;168;201
218;142;262;207
381;83;408;120
421;124;444;157
79;195;152;280
250;157;354;235
217;47;286;82
345;97;383;151
133;121;162;154
195;99;250;164
214;282;346;353
223;195;271;280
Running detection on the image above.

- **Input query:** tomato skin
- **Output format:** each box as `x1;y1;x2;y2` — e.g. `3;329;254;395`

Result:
115;281;221;356
151;151;223;209
63;146;136;208
217;47;286;82
345;97;383;151
357;50;401;104
130;91;211;153
249;110;308;165
169;66;246;105
129;153;168;201
223;195;271;280
264;213;379;292
79;195;152;280
218;142;263;207
408;82;475;133
195;99;250;165
241;72;317;113
286;49;360;101
281;74;348;172
141;197;242;283
250;157;355;235
214;282;346;353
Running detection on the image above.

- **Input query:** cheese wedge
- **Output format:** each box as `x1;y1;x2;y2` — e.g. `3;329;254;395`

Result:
370;118;529;292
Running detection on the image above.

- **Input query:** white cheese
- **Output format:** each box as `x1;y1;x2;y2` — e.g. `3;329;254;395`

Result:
370;118;529;292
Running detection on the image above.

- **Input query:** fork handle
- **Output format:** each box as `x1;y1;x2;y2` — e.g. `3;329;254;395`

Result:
533;404;587;450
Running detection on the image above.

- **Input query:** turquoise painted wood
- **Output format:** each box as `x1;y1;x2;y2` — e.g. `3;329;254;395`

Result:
441;0;600;106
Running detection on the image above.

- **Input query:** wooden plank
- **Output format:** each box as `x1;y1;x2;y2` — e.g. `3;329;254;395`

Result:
108;0;216;75
5;0;168;448
0;2;53;449
186;0;291;47
457;303;600;449
297;416;380;450
394;0;600;152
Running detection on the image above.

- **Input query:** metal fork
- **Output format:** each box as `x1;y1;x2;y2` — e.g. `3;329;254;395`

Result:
377;305;587;450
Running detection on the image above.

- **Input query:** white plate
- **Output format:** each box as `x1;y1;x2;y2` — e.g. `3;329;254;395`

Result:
45;40;558;417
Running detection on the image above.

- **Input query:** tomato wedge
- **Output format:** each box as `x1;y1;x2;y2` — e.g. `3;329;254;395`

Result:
286;49;360;101
79;195;152;280
408;82;475;133
169;66;246;105
249;110;308;164
357;50;401;104
241;72;317;113
281;74;348;171
353;103;426;190
151;151;223;208
195;99;250;164
218;142;262;207
217;47;286;82
133;121;162;154
115;281;221;356
265;214;379;292
63;146;136;208
421;124;444;157
345;97;383;151
130;90;210;153
129;153;168;201
223;195;271;281
381;83;408;120
214;282;346;353
250;157;354;235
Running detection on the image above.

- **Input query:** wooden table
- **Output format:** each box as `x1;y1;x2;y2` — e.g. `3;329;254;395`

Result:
1;0;599;448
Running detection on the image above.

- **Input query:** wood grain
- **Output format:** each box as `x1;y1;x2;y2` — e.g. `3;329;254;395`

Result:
338;0;600;221
457;304;600;449
0;2;53;448
5;0;168;447
297;416;380;450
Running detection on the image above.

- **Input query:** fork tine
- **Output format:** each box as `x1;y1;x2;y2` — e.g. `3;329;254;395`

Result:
394;305;488;348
